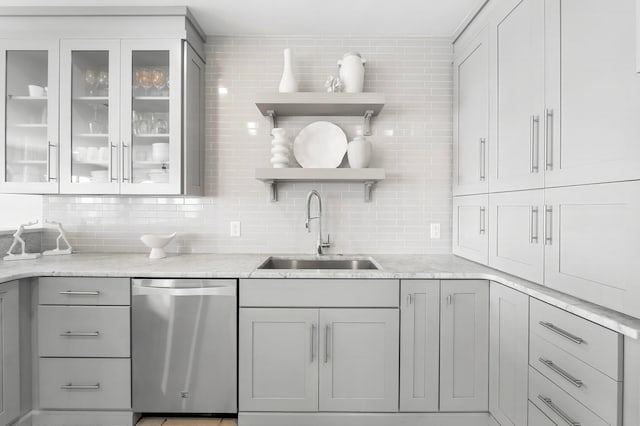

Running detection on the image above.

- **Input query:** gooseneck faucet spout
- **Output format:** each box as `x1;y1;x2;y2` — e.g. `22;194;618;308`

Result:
305;190;331;255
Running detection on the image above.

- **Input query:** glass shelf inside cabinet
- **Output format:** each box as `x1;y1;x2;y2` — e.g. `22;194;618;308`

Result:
70;50;112;184
131;50;171;184
5;50;50;184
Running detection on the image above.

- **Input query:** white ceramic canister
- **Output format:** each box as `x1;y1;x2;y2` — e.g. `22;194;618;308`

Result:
278;48;298;93
347;136;372;168
338;52;366;93
270;128;290;168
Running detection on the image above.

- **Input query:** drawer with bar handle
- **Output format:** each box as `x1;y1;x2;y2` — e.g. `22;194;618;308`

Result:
530;333;622;425
529;366;608;426
530;299;622;380
38;277;130;305
38;305;130;357
39;358;130;410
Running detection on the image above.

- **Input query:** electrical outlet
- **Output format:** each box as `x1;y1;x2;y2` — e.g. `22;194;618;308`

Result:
430;223;441;239
230;221;241;237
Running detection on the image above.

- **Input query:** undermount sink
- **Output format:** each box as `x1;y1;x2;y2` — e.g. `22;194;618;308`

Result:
257;256;380;270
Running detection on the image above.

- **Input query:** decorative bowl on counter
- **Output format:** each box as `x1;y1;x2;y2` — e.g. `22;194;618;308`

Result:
140;232;176;259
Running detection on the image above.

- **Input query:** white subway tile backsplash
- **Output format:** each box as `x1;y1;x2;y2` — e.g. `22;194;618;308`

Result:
43;35;453;254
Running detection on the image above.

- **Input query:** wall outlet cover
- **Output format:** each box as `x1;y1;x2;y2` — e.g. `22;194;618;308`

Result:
230;221;241;237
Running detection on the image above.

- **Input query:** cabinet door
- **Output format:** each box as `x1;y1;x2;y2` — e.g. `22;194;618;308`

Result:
120;39;182;195
59;40;121;194
440;280;489;412
544;181;640;319
239;308;318;412
319;308;399;412
489;189;544;283
182;42;205;196
453;27;489;196
0;281;20;425
490;0;545;192
453;194;489;264
545;0;640;187
400;280;439;412
489;282;529;426
0;40;59;193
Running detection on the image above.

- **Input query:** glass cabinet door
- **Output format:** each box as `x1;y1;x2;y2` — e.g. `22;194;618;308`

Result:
120;39;182;195
59;40;120;194
0;40;59;193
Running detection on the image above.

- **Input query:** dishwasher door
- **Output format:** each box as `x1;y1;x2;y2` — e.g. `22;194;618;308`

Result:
132;279;237;413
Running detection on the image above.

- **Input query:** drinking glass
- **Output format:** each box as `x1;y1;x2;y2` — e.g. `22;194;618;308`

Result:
85;68;98;96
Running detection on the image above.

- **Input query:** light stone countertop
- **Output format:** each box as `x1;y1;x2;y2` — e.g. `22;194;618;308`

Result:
1;252;639;339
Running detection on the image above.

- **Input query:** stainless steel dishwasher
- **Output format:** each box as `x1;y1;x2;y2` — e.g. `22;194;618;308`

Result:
132;279;237;413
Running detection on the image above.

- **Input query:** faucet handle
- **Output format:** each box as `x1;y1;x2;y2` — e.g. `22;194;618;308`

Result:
321;234;331;248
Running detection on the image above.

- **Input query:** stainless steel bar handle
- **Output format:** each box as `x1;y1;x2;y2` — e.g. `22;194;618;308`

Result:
545;109;554;170
539;321;585;344
544;205;553;245
324;325;330;363
60;331;100;337
479;206;486;235
447;294;453;305
311;324;316;362
109;142;118;182
46;141;57;182
59;290;100;295
122;142;130;182
61;383;101;390
479;138;487;181
407;294;413;306
537;395;581;426
530;115;540;173
539;357;583;388
530;206;539;243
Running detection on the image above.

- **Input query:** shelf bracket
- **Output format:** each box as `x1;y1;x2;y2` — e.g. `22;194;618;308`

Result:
266;110;277;132
363;110;374;136
363;181;375;202
265;180;278;202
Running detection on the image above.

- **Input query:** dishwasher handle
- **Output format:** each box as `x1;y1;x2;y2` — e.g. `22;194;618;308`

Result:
132;279;236;297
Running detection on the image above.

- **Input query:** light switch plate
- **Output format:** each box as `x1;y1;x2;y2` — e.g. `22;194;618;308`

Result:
230;221;241;237
430;223;440;239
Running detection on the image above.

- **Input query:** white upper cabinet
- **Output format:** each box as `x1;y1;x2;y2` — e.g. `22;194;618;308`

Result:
0;40;59;194
544;181;640;319
453;27;489;196
452;194;489;265
489;0;545;192
544;0;640;187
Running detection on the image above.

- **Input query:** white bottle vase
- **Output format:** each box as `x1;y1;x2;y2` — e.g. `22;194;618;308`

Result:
347;136;372;168
270;128;290;168
278;48;298;93
338;52;366;93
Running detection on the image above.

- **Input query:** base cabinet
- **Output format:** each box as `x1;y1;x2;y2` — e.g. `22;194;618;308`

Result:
0;281;20;425
489;282;529;426
440;280;489;412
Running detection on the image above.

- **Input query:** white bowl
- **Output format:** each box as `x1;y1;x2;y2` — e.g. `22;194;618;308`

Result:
140;232;176;259
28;85;45;97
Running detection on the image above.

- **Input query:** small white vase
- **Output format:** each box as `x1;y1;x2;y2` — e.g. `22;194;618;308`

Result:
347;136;372;168
278;48;298;93
271;128;290;168
338;52;366;93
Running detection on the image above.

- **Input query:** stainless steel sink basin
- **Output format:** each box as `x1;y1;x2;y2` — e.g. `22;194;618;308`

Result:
257;256;380;270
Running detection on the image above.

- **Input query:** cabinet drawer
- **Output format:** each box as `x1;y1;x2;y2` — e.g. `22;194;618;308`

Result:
528;401;556;426
529;367;607;426
240;279;399;307
530;333;621;425
530;299;622;380
39;277;130;305
39;358;130;410
38;306;130;357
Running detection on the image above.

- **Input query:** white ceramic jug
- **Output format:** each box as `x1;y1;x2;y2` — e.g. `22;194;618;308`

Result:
338;52;366;93
347;136;372;168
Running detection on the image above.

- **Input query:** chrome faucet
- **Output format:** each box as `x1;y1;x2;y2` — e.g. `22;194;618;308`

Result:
305;190;331;255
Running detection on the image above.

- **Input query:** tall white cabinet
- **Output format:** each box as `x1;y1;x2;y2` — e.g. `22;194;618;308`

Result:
0;9;206;196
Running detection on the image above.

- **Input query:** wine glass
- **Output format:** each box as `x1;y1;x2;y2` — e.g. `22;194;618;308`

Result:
97;70;109;96
152;68;167;96
137;68;153;96
85;68;98;96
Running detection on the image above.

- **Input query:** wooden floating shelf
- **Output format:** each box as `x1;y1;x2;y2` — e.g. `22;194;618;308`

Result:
255;167;385;202
255;92;385;135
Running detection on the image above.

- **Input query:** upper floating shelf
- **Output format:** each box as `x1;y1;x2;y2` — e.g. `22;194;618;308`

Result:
255;92;385;135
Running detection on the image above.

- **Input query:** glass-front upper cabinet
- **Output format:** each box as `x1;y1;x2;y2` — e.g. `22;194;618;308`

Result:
0;40;59;193
120;39;182;195
60;40;120;194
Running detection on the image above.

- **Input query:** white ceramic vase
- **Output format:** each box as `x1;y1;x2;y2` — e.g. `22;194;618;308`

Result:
338;52;366;93
270;128;290;168
278;48;298;93
347;136;372;168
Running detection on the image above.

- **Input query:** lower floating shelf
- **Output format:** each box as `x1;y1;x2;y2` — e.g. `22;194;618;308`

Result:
255;168;385;202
